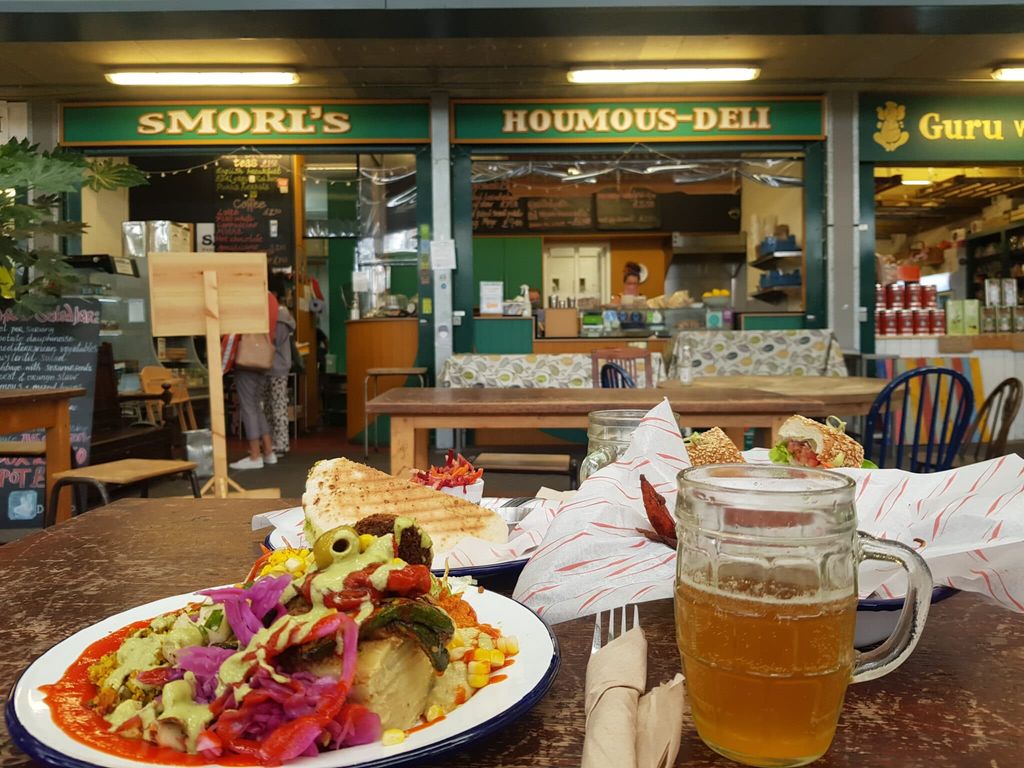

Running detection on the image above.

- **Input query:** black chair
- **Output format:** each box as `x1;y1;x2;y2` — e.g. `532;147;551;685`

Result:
864;366;974;472
600;361;637;388
958;377;1023;465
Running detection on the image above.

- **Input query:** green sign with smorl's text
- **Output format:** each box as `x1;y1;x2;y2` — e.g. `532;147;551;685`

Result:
452;97;825;143
860;95;1024;162
60;101;430;146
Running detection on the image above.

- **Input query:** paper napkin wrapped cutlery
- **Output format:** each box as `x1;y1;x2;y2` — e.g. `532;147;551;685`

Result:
582;627;647;768
582;627;687;768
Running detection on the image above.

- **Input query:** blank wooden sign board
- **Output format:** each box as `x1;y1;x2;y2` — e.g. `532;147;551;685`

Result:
149;252;280;499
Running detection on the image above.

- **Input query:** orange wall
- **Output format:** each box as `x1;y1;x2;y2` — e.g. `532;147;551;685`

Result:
610;237;671;297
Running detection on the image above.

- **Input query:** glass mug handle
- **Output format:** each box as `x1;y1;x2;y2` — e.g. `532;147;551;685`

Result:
851;533;934;684
578;446;615;483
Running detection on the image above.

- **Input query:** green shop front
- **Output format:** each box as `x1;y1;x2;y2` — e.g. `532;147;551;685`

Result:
447;96;828;365
60;100;431;440
860;94;1024;351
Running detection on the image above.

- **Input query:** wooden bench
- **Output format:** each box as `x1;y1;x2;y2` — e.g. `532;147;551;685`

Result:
46;459;200;527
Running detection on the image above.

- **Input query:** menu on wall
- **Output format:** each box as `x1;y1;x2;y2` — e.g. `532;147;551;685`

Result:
525;196;594;230
595;187;660;230
0;299;100;528
215;155;294;270
471;181;526;232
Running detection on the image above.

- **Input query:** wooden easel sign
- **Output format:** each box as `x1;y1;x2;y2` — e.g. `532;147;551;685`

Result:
148;252;279;499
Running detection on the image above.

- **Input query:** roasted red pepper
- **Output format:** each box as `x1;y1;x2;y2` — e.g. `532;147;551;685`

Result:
640;474;677;543
385;564;432;597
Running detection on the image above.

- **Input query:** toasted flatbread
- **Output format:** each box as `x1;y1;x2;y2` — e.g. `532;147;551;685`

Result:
302;458;507;553
776;415;865;468
685;427;744;466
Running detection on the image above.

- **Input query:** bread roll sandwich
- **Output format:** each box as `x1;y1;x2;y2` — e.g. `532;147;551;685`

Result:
302;457;507;553
684;427;745;466
770;415;866;469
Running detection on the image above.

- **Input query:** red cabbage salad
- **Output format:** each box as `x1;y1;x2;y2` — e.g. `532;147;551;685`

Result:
78;519;520;765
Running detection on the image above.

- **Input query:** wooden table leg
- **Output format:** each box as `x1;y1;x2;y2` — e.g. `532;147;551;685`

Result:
413;426;429;474
45;400;73;524
389;417;415;476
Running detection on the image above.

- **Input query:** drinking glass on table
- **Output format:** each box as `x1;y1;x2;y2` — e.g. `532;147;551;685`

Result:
674;465;932;768
578;409;649;483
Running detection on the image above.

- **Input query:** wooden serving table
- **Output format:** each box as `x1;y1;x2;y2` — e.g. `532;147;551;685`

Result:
0;387;85;525
1;498;1022;768
661;375;890;411
367;386;827;475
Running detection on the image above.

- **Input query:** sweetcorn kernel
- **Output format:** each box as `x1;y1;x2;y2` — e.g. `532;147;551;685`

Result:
382;729;405;746
499;635;519;655
449;635;464;648
489;649;506;667
426;704;445;722
449;647;468;662
477;635;494;651
467;660;490;676
471;648;492;663
358;534;376;553
468;673;490;689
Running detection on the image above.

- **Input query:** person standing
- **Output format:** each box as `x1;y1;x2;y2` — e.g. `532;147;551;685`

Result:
263;278;296;455
229;292;280;470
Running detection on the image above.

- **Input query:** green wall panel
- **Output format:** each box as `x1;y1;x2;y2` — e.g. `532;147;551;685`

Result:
473;318;534;353
502;237;543;300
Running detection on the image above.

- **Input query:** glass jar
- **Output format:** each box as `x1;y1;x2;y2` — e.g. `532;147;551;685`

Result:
675;464;932;768
577;409;649;483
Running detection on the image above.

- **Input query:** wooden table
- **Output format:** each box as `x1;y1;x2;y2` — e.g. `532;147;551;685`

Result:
662;375;890;410
0;387;85;525
366;387;826;475
1;498;1021;768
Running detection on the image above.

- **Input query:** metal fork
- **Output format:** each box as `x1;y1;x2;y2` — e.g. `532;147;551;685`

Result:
591;604;641;655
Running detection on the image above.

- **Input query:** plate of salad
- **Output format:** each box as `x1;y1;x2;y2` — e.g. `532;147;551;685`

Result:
6;517;559;768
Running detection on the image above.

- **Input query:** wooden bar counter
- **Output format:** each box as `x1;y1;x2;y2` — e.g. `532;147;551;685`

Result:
345;317;420;441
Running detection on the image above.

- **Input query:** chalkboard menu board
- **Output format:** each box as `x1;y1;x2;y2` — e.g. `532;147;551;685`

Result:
524;196;594;231
0;299;100;528
471;181;525;232
595;187;660;230
215;155;294;270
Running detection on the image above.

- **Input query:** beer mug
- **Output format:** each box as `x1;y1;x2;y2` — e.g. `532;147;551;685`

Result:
578;410;649;483
675;465;932;768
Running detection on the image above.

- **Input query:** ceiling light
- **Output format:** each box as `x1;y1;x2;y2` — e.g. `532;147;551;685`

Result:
901;179;932;186
567;66;760;84
991;66;1024;81
105;71;299;86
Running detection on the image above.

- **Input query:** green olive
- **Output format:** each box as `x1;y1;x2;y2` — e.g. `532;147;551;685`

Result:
313;525;360;570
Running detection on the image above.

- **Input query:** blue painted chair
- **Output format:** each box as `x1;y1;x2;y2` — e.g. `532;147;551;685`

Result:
600;361;637;389
864;366;974;472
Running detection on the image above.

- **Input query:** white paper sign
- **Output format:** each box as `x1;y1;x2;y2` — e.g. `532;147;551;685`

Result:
480;281;504;315
351;271;370;293
431;239;457;271
196;223;215;252
127;299;145;324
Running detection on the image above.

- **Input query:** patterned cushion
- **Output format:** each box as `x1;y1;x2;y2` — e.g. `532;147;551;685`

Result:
438;353;665;388
668;330;848;378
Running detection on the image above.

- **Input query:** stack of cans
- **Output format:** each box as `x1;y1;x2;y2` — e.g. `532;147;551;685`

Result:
875;281;943;336
982;278;1021;333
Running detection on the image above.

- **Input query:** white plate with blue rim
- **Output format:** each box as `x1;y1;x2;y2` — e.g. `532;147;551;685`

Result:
264;498;541;579
855;586;958;648
6;585;559;768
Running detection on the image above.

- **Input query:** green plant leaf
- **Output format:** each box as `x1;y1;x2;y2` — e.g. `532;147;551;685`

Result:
85;159;149;191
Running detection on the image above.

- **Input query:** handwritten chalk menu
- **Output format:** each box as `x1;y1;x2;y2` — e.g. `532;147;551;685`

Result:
595;187;660;230
472;181;526;232
525;196;594;231
215;155;294;270
0;299;100;528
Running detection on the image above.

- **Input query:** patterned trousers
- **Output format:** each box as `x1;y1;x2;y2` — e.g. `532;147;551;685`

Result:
262;375;290;453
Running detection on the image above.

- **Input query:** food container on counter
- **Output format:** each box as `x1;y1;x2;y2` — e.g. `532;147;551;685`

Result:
997;307;1014;333
931;308;946;335
964;299;981;335
913;308;931;335
896;308;915;336
906;282;923;308
982;306;998;333
985;279;1004;307
1003;278;1019;308
923;285;939;308
438;479;485;504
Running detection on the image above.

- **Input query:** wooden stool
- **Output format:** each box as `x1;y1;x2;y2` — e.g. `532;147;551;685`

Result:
364;367;428;458
471;451;581;490
0;441;46;458
46;459;201;527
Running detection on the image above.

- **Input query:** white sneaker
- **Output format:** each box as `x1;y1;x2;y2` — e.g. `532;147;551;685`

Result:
263;453;278;465
230;456;264;470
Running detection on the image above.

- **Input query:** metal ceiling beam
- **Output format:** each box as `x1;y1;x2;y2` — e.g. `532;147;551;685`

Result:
4;6;1024;43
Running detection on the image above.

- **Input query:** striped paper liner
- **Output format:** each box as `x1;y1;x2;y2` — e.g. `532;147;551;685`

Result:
513;400;1024;624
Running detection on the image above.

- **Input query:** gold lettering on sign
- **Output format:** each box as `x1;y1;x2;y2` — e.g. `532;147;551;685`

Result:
692;107;718;131
1015;120;1024;138
250;107;289;135
497;105;775;135
137;112;166;134
919;112;1005;141
322;112;352;133
574;109;610;133
165;109;217;135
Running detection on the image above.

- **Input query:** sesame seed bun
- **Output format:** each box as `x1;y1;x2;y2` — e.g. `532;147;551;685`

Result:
685;427;744;466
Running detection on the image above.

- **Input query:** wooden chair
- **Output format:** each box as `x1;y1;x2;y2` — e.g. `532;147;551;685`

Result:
591;348;652;388
958;377;1023;465
599;361;637;388
141;366;198;432
864;366;974;472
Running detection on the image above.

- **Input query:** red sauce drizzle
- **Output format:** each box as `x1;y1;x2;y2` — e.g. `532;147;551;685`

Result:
405;715;445;735
40;620;259;766
488;674;508;684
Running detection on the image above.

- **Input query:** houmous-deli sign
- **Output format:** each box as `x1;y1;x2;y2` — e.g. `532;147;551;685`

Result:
59;101;430;146
453;98;825;143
